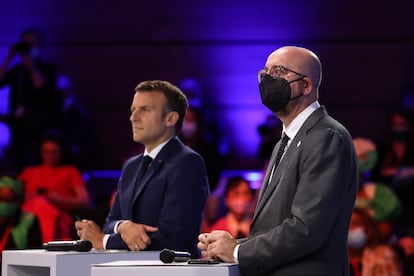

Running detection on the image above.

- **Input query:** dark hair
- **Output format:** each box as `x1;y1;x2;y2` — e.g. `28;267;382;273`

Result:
135;80;188;133
38;129;73;165
224;176;252;198
19;28;44;46
387;108;414;143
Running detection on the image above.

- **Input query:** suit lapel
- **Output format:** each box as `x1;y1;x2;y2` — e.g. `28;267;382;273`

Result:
131;137;181;205
253;142;296;220
132;159;161;203
251;107;327;225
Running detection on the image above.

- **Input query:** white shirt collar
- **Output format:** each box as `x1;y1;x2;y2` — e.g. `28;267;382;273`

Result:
283;101;320;140
144;136;174;159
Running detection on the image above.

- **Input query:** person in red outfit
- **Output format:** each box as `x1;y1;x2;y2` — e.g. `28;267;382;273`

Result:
18;130;90;241
210;176;254;239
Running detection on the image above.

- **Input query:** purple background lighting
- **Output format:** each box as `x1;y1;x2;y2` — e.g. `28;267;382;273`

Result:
1;1;414;170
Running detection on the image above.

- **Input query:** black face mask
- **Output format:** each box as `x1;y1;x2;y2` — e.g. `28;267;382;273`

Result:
259;74;304;113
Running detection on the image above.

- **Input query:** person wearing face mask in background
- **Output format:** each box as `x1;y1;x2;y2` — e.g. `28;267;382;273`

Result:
179;107;223;192
348;208;403;276
0;28;64;173
198;46;358;275
179;107;224;231
209;176;254;239
0;176;42;272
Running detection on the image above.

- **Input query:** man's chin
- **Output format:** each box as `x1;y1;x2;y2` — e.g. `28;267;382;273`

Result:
132;134;142;143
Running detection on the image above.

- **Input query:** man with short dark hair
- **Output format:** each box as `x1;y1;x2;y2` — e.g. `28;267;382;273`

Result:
76;80;210;257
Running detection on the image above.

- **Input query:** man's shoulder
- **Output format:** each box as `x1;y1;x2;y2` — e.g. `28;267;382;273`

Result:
298;109;353;151
122;154;141;168
306;107;350;135
161;141;207;172
163;137;202;157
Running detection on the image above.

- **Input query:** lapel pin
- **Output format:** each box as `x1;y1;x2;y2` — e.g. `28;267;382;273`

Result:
297;141;302;147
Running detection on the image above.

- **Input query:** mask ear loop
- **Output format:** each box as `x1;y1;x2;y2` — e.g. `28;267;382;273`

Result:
288;76;306;101
288;76;305;84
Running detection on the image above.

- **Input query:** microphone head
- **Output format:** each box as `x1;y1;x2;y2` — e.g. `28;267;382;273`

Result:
160;249;175;263
76;240;93;252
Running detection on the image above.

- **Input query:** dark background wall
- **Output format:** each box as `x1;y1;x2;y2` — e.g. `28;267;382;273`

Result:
1;0;413;170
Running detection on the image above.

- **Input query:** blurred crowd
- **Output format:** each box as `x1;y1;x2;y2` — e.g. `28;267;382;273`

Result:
0;28;96;270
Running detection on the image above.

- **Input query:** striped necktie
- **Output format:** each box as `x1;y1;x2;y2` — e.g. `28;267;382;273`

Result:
263;133;290;192
274;133;290;168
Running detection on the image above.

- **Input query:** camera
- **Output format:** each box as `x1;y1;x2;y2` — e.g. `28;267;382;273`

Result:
15;42;32;53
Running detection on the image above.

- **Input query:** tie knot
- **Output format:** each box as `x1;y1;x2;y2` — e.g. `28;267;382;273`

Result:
134;155;153;192
142;155;153;168
281;133;290;146
273;133;290;168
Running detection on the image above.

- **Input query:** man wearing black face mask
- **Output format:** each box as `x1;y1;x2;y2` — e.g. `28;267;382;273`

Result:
198;46;358;276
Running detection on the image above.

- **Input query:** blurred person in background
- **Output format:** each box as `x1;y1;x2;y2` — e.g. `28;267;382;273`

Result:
0;28;64;172
353;137;401;222
0;176;42;267
179;107;222;191
179;78;229;183
57;74;97;172
18;130;90;242
353;137;402;251
376;110;414;234
209;176;254;239
348;207;403;276
379;110;414;183
397;235;414;275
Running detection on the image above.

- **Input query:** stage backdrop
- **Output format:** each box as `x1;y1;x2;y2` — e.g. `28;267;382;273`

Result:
0;0;413;169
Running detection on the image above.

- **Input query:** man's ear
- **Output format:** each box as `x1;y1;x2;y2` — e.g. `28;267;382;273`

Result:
302;77;314;96
165;111;179;127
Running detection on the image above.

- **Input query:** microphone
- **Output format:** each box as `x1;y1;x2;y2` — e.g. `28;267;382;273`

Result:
159;248;191;263
43;240;92;252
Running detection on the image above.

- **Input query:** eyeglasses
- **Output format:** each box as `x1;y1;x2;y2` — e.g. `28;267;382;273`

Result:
257;65;306;82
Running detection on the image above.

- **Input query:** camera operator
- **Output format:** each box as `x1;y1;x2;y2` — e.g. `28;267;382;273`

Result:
0;28;64;173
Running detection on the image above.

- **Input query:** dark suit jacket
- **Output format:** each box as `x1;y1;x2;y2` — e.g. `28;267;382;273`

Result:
239;106;358;276
103;137;210;257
